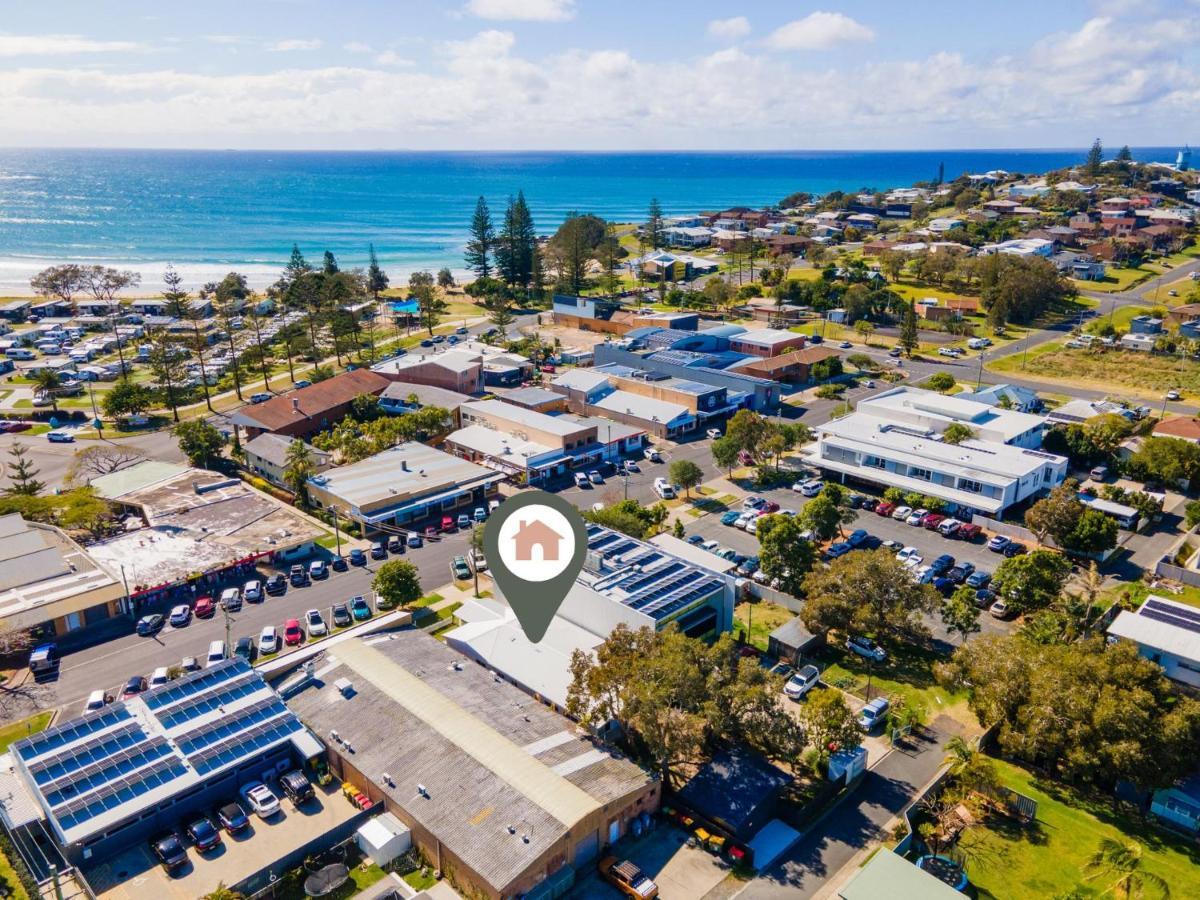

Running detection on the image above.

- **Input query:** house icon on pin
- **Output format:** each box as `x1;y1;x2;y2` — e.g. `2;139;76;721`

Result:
513;519;564;562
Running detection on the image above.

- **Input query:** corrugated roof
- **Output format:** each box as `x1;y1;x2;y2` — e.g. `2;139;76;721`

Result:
229;369;390;432
839;849;964;900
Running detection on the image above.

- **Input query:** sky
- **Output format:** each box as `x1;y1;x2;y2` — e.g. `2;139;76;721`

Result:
0;0;1196;150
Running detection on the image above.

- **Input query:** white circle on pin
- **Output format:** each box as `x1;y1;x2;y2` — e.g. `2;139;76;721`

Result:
494;504;577;582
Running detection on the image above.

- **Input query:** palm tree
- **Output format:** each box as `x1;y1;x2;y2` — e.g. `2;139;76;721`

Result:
1082;838;1170;900
282;439;314;508
32;369;62;413
942;736;976;776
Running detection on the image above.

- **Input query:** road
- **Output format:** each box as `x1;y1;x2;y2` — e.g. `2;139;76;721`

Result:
24;528;471;720
737;716;964;899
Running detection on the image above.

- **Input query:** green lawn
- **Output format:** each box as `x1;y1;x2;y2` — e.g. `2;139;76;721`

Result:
1071;265;1155;294
0;711;52;754
814;643;975;726
961;759;1200;899
275;860;386;900
734;600;794;652
0;845;29;900
403;868;438;891
987;341;1200;398
1108;579;1200;611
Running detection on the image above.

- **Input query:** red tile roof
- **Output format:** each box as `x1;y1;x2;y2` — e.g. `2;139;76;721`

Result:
1154;416;1200;441
233;369;390;432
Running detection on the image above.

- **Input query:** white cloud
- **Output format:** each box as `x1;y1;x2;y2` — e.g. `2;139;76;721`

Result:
343;41;373;53
465;0;575;23
374;51;413;67
204;35;248;46
266;39;323;52
766;12;875;51
707;17;751;41
0;33;142;56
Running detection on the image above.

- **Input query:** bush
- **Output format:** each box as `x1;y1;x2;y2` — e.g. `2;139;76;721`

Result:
815;384;844;400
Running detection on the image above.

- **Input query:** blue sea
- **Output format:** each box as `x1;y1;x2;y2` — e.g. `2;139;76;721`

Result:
0;147;1182;292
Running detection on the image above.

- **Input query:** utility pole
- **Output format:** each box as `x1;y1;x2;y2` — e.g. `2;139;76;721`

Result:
328;505;342;558
976;350;985;389
223;600;233;655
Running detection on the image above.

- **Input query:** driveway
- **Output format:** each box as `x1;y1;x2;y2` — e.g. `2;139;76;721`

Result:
571;824;730;900
734;715;964;900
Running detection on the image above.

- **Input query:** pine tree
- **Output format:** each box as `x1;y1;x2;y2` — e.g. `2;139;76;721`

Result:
1085;138;1103;177
465;196;495;279
366;244;389;299
936;161;945;186
285;244;311;284
4;443;45;496
512;191;537;290
646;198;665;250
322;251;339;275
162;265;190;318
987;294;1010;332
899;300;919;356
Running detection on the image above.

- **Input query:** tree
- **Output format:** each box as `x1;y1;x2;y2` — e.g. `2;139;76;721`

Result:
990;550;1071;613
853;319;876;341
899;300;919;356
1128;436;1200;488
668;459;703;497
4;444;44;496
1116;145;1133;164
1085;138;1104;178
942;587;982;644
481;290;516;339
285;244;312;285
798;494;842;542
646;198;665;250
496;192;536;291
925;371;955;393
372;559;422;609
30;263;86;306
207;273;250;401
173;419;226;468
165;267;215;412
584;499;667;540
82;265;141;373
409;272;445;336
437;267;455;290
366;244;389;299
711;436;740;475
102;378;153;419
465;196;495;279
756;513;816;596
283;439;315;506
802;548;939;645
723;409;772;466
57;487;113;541
878;250;905;283
942;423;975;445
672;519;685;539
1082;839;1170;900
547;212;601;294
321;250;339;275
802;688;862;758
31;368;62;413
65;445;146;485
146;328;189;422
1024;483;1117;554
202;883;246;900
1082;413;1133;455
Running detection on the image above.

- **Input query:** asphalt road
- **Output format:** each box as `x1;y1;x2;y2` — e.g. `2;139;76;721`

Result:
34;528;471;718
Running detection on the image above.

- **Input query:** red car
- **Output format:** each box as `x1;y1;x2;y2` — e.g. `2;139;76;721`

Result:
922;513;946;530
441;515;456;533
761;500;780;513
284;618;304;646
194;596;215;618
957;523;983;541
875;501;896;517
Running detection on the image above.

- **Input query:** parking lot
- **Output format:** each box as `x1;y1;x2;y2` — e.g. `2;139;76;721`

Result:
86;781;360;900
569;824;730;900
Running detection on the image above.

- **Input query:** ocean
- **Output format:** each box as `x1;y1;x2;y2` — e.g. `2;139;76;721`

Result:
0;147;1181;293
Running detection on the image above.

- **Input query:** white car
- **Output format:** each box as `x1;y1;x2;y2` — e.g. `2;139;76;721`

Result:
799;480;824;497
1167;389;1181;401
706;428;722;440
891;505;913;521
735;511;757;530
471;548;488;572
305;609;327;637
258;625;278;656
784;664;821;700
846;635;888;663
906;508;928;526
574;472;590;488
240;782;281;819
913;564;935;584
746;517;761;535
896;546;921;566
243;579;263;602
700;540;720;553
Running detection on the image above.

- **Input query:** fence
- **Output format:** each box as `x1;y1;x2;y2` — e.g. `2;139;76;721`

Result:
1154;560;1200;588
745;581;803;613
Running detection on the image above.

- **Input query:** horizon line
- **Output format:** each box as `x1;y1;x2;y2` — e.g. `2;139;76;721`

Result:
0;144;1188;155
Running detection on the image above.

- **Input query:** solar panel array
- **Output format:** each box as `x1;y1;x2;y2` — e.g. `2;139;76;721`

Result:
13;707;131;762
142;658;248;711
43;739;174;807
27;723;145;785
155;671;263;729
176;696;290;756
189;716;303;776
1141;598;1200;634
55;757;188;831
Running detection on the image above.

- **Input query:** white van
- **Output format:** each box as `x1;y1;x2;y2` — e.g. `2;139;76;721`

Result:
85;690;107;712
653;477;677;500
206;640;226;667
4;348;35;360
149;666;170;688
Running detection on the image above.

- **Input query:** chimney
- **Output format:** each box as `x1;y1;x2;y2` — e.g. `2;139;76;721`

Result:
292;398;300;411
401;459;409;472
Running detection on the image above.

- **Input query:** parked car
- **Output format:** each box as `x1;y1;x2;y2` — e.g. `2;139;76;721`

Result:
149;666;170;688
906;508;928;526
239;782;281;819
46;431;75;443
234;636;256;663
121;675;147;700
407;532;423;549
306;608;327;636
858;697;891;731
798;479;824;497
1003;541;1027;558
846;635;887;662
258;626;278;656
956;523;982;541
386;535;405;554
249;392;271;404
825;542;852;559
975;588;998;609
217;801;250;834
860;497;879;512
891;505;913;521
85;690;108;711
875;501;896;517
186;815;222;852
331;603;352;628
136;614;164;636
930;554;955;575
705;428;722;440
279;770;314;805
574;472;590;488
452;555;472;580
243;579;263;602
309;559;328;579
990;598;1014;619
588;470;604;484
349;547;367;566
938;519;962;538
265;574;287;595
332;552;346;572
987;535;1011;553
784;664;821;700
474;506;487;522
441;515;456;532
896;546;922;566
180;656;200;673
922;513;945;530
965;570;991;588
289;564;308;586
350;596;372;620
219;587;242;611
599;857;659;900
284;618;304;646
720;510;742;526
151;832;188;871
370;541;387;560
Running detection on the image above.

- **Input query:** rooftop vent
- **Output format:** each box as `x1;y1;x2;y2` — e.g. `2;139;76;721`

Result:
334;677;354;697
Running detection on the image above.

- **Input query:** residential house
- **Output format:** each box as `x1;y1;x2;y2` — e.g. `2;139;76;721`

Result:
1128;315;1164;335
1107;594;1200;688
1047;398;1135;425
1052;251;1106;281
926;216;964;233
226;369;391;440
838;849;965;900
983;199;1022;215
958;383;1042;413
553;363;741;425
1153;415;1200;444
243;433;332;488
663;226;713;248
764;234;812;257
1151;776;1200;834
980;238;1054;258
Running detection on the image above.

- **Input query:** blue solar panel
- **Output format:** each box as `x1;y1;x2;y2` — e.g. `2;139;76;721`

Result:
142;658;249;710
190;717;302;775
56;757;188;830
14;707;131;761
29;724;146;785
177;698;290;755
155;673;263;729
45;740;174;808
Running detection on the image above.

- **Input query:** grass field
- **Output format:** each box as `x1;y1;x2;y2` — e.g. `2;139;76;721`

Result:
1071;265;1155;294
0;711;52;754
988;343;1198;398
960;759;1200;899
1108;579;1200;610
733;599;793;652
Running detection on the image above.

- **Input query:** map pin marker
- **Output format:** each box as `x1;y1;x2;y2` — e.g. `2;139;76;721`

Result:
483;489;588;644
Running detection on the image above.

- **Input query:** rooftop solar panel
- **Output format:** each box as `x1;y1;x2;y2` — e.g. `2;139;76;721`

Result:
189;717;302;776
154;671;263;729
1140;607;1200;634
177;697;289;755
1144;598;1200;625
14;706;131;760
28;723;146;784
142;658;248;711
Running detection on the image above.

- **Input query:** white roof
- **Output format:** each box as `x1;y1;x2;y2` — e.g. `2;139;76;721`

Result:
551;368;613;393
649;534;737;574
309;442;500;509
592;390;692;425
462;398;587;437
444;425;557;465
732;328;801;348
376;349;482;376
859;386;1045;444
1108;596;1200;663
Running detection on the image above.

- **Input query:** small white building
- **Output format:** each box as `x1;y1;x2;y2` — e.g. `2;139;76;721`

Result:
1108;595;1200;688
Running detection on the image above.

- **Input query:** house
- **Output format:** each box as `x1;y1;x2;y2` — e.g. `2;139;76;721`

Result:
958;383;1042;413
802;387;1066;516
1047;398;1134;425
305;442;504;532
731;346;842;384
983;199;1022;215
1052;251;1106;281
926;216;964;233
663;225;714;248
1166;303;1200;329
552;294;701;336
764;234;812;257
0;300;31;322
1151;775;1200;834
1120;333;1157;352
377;382;471;419
838;849;964;900
1107;595;1200;688
373;349;483;394
728;328;808;359
243;433;332;488
514;519;563;561
980;238;1054;258
227;369;391;440
768;617;825;665
1154;415;1200;444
